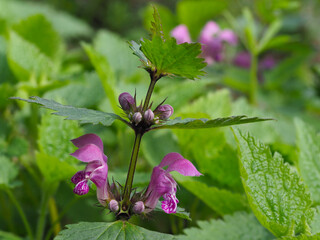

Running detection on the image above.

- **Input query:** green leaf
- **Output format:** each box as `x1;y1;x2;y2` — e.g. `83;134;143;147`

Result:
311;207;320;234
279;234;320;240
143;4;177;39
36;152;77;184
11;96;125;126
55;221;175;240
295;119;320;204
0;155;19;189
154;202;191;221
234;129;315;237
0;230;22;240
150;6;164;39
8;30;54;80
152;115;272;130
93;30;140;78
12;14;62;60
128;41;148;67
174;177;249;216
44;72;105;108
38;111;83;162
0;0;92;39
257;19;282;54
140;36;206;79
81;43;119;114
179;212;273;240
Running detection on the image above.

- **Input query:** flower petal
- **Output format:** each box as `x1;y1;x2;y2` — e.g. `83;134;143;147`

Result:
159;153;202;176
219;29;238;45
71;170;86;184
161;193;179;214
70;144;104;163
199;21;220;43
71;134;104;152
171;24;192;44
73;180;89;195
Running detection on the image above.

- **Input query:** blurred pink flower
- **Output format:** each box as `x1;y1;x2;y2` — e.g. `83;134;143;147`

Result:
144;153;202;214
171;21;238;65
70;134;110;206
171;24;191;44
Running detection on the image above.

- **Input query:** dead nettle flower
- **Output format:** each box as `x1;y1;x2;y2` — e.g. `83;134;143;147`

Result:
119;92;135;111
132;112;142;125
144;153;202;214
70;134;118;210
118;92;174;126
144;109;154;124
171;22;237;65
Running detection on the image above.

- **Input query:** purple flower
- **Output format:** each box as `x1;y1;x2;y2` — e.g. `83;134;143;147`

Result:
233;51;251;69
70;134;110;206
144;153;202;214
171;24;191;44
119;92;135;111
155;104;174;120
199;21;238;64
171;22;237;65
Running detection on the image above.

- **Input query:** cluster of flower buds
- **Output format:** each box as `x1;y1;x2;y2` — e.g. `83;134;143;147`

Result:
118;92;174;127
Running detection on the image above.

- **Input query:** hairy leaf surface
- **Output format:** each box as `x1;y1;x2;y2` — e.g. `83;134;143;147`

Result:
55;221;176;240
153;115;272;130
234;129;314;237
179;212;273;240
11;96;124;126
295;119;320;204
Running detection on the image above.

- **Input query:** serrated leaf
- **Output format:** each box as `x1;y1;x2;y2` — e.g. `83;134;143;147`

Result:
279;234;320;240
152;115;272;130
55;221;175;240
150;6;164;39
295;119;320;204
234;129;315;237
140;36;206;79
179;212;273;240
174;177;249;216
0;155;19;189
128;40;148;67
11;96;125;126
154;201;191;221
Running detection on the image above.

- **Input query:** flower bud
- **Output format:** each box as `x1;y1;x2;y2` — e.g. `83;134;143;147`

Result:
144;109;154;123
133;201;145;214
132;112;142;125
156;104;174;120
109;199;119;212
119;92;135;111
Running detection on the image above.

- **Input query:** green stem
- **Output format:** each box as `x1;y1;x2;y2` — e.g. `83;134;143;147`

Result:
48;197;61;236
249;53;258;105
36;190;50;240
5;188;34;240
122;132;143;208
142;78;157;111
121;76;158;212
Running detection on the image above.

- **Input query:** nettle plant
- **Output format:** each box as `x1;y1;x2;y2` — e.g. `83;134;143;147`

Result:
12;8;320;240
